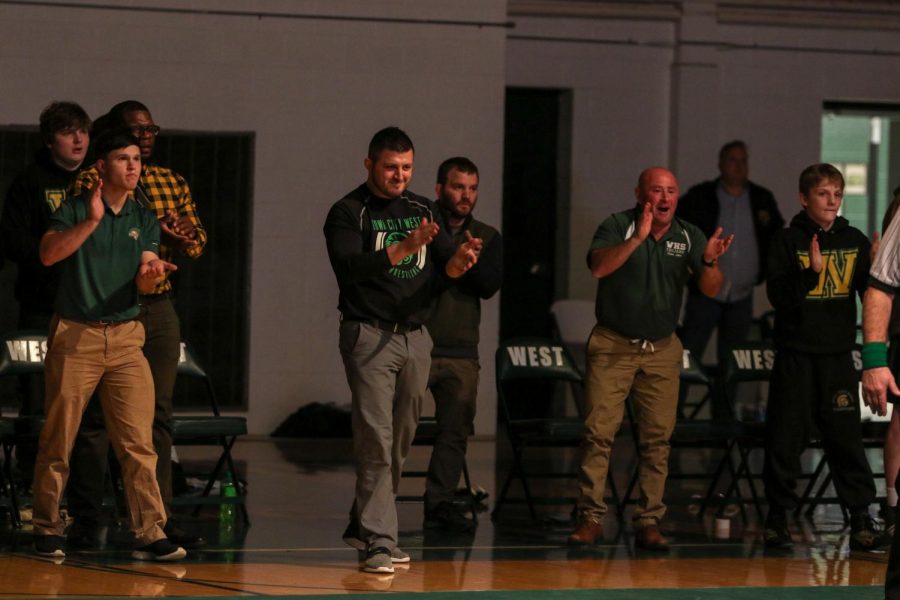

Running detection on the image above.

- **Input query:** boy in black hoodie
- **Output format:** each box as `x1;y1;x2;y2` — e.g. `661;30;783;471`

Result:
763;163;886;552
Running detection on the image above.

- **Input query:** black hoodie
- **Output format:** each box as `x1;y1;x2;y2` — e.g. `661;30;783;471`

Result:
766;210;870;354
323;183;456;326
0;148;81;312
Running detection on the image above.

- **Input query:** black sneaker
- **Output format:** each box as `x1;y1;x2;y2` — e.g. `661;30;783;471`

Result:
164;520;206;549
132;538;187;562
763;512;793;550
425;502;476;532
849;511;891;553
33;535;66;558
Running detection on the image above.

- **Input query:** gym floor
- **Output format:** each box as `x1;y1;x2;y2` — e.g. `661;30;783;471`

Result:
0;436;889;598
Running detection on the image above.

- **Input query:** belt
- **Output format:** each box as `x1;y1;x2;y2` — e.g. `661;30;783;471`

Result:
358;319;422;334
70;318;134;328
139;291;172;306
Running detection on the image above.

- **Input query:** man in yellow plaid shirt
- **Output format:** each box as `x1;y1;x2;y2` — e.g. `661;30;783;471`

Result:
66;101;207;549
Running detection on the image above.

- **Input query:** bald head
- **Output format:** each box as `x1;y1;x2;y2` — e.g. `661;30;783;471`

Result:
637;167;676;190
635;167;679;232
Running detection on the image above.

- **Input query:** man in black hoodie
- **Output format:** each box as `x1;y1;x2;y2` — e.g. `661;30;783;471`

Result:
0;101;91;484
763;163;885;552
324;127;481;574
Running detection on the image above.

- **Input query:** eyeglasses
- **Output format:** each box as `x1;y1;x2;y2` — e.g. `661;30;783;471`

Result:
131;125;161;137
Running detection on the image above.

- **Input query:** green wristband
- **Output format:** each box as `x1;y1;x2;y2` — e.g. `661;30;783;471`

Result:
862;342;889;370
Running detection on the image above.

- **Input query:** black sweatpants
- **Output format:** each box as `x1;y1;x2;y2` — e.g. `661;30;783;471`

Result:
763;348;875;512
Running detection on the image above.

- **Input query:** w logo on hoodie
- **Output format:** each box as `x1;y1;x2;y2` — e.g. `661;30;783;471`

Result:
797;249;858;299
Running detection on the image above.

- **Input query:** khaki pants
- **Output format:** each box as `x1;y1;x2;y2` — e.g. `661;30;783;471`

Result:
577;326;681;526
33;317;166;545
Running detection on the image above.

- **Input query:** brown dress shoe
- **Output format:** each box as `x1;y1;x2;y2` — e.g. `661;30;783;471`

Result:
568;520;604;546
635;523;670;551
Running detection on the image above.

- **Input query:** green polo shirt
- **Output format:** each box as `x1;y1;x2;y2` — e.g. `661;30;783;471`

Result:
50;193;160;322
588;207;707;340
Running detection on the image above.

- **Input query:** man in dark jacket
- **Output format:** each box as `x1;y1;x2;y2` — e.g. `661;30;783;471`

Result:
676;141;783;376
0;101;91;485
423;157;502;531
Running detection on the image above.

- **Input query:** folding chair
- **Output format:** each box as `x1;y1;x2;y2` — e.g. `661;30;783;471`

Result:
396;416;475;503
620;349;743;520
0;330;48;528
492;337;618;521
0;416;20;527
718;341;776;521
170;341;249;525
678;348;716;420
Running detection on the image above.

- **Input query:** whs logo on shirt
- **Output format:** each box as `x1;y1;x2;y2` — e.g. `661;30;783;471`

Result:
665;240;687;257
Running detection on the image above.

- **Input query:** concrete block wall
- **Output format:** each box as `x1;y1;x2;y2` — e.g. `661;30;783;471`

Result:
0;0;507;435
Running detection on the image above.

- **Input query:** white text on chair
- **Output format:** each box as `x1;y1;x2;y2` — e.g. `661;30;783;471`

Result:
5;339;47;363
731;347;775;371
506;346;565;367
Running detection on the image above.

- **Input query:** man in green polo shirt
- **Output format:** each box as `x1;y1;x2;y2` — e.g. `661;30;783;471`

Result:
568;167;734;550
30;129;185;562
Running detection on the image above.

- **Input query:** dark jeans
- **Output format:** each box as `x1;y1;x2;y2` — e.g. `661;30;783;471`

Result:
763;349;875;512
679;291;754;419
424;356;479;511
680;291;754;365
67;295;181;523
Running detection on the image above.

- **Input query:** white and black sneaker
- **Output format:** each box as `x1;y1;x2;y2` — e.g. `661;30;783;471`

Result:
362;546;394;574
132;538;187;562
34;535;66;559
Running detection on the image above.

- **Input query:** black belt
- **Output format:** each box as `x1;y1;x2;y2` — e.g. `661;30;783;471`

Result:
139;291;172;306
358;319;421;334
69;317;134;328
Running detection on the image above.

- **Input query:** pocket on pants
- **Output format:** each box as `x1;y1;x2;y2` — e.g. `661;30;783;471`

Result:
338;320;362;355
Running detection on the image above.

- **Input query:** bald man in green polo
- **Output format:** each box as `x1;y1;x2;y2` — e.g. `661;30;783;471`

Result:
31;128;185;562
569;167;734;550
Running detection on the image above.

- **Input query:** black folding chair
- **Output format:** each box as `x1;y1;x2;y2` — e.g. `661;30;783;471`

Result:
717;341;777;521
0;330;48;528
170;341;249;525
492;337;619;522
396;416;475;503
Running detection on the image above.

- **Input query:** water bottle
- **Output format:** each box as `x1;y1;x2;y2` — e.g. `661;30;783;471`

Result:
219;475;236;548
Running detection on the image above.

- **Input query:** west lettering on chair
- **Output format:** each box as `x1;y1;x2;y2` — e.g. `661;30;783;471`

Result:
727;347;861;373
4;338;47;364
0;331;49;529
730;347;776;371
505;345;566;368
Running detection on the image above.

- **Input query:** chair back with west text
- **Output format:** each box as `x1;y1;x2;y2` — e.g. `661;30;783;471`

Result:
492;337;588;521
